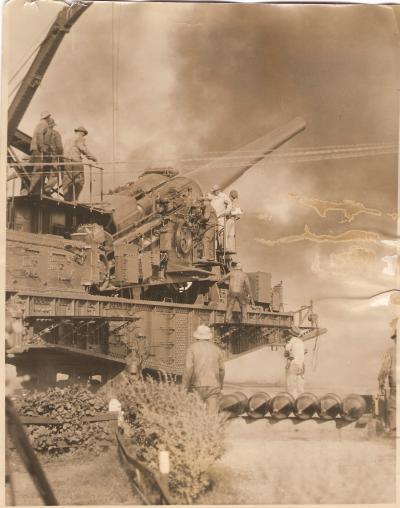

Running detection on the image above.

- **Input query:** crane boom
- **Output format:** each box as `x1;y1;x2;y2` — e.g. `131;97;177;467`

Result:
7;3;91;151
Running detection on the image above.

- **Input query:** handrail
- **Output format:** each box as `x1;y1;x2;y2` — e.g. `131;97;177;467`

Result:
115;429;172;505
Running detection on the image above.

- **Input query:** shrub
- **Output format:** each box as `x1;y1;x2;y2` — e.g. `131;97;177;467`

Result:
14;385;113;455
117;375;226;503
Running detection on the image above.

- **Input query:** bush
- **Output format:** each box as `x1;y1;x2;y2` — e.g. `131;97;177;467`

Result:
14;385;113;455
117;375;226;503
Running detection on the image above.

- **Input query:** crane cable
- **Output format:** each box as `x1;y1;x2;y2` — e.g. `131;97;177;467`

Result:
7;15;58;98
5;144;398;176
111;3;121;190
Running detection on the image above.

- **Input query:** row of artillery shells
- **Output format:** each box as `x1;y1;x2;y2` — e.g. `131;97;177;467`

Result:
219;391;367;421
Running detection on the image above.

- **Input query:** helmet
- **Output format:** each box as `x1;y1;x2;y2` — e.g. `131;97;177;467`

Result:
211;184;221;193
74;126;88;135
41;111;51;120
193;325;212;341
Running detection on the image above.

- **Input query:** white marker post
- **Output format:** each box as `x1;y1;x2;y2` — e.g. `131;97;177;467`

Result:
158;448;170;499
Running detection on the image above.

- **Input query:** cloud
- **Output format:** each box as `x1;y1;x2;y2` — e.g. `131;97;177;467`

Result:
289;193;385;223
256;224;381;246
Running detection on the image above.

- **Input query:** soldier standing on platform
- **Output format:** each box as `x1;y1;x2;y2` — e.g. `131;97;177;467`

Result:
221;262;254;323
63;126;97;201
43;118;64;195
208;184;231;247
225;189;243;253
26;111;52;194
199;196;218;261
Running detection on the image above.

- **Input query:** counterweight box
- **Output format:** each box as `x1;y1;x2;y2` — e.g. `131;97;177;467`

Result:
247;271;272;304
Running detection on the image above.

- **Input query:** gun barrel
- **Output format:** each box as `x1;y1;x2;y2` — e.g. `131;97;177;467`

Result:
186;116;306;191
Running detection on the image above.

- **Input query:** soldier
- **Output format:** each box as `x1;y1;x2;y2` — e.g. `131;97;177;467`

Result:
225;189;243;253
199;196;218;261
378;318;397;436
26;111;52;194
43;118;64;196
63;126;97;201
284;326;305;399
221;262;254;323
182;325;225;413
208;184;231;246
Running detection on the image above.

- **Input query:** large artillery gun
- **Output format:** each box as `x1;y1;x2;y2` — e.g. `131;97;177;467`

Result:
5;3;326;391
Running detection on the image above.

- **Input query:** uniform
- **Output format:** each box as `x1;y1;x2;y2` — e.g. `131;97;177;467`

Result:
225;197;242;253
43;124;63;194
182;326;225;413
63;130;96;201
378;344;396;431
200;200;218;260
30;118;49;153
208;190;231;245
27;117;51;194
285;335;305;398
223;267;253;323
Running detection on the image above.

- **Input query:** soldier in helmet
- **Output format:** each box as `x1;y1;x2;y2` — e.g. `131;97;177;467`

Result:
378;318;397;436
63;126;97;201
182;324;225;413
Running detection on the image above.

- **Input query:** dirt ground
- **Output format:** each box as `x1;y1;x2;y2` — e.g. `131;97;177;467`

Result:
199;418;397;505
6;418;396;506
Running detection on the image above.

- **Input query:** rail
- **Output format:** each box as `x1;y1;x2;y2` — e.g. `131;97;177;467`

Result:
5;397;58;506
8;408;172;504
6;159;104;207
116;429;172;505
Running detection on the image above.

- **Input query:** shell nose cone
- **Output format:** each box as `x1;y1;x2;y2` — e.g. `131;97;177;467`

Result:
270;392;295;419
317;393;342;420
219;392;248;417
342;394;367;421
294;392;320;419
247;392;271;419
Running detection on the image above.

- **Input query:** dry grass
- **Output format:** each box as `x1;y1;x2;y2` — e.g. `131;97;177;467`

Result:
198;420;396;505
6;448;141;506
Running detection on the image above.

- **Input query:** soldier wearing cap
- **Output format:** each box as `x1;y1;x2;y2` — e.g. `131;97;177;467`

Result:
63;126;97;201
199;196;218;260
284;326;305;398
26;111;53;194
221;262;254;323
378;318;397;436
182;325;225;413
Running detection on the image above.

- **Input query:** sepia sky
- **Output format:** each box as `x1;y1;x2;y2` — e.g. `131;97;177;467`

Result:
4;0;400;392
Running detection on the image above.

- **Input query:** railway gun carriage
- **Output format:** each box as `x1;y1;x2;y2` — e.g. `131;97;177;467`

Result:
5;3;326;391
